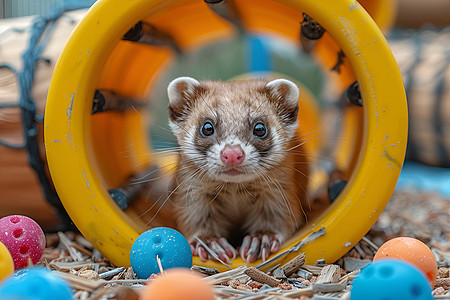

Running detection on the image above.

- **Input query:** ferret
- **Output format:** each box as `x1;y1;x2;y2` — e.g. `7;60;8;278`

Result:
167;77;309;264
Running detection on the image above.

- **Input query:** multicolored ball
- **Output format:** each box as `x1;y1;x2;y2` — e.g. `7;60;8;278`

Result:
0;215;46;269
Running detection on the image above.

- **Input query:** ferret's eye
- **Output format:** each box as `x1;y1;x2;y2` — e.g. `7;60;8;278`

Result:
200;121;215;137
253;122;268;138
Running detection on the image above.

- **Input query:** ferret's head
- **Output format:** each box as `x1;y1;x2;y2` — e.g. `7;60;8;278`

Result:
167;77;300;183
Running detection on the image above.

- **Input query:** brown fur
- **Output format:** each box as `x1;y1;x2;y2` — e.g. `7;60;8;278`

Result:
167;77;309;246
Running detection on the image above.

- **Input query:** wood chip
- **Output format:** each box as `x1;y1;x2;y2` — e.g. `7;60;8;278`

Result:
78;270;99;280
339;269;360;284
204;266;248;285
343;257;371;272
28;191;450;298
435;278;450;289
75;235;94;250
301;265;323;275
54;271;105;291
124;267;137;280
244;267;281;287
71;241;93;257
57;232;84;262
49;260;97;272
191;265;220;276
272;267;286;279
228;279;256;292
281;253;306;276
277;283;293;290
297;269;313;280
437;267;449;279
310;295;341;300
312;283;346;293
316;265;341;284
300;279;311;286
271;286;314;298
248;281;264;289
434;287;447;296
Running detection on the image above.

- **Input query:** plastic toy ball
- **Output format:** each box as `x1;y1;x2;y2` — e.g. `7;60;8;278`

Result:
373;237;438;287
0;215;46;270
130;227;192;279
0;242;14;282
350;259;433;300
141;268;215;300
0;267;73;300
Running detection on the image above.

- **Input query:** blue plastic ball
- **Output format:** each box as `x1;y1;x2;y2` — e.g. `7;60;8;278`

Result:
130;227;192;279
0;267;73;300
350;259;433;300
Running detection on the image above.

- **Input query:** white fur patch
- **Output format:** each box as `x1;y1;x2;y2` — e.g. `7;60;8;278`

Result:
167;76;200;105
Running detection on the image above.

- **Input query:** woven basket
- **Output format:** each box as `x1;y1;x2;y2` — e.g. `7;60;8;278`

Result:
0;10;87;229
389;28;450;167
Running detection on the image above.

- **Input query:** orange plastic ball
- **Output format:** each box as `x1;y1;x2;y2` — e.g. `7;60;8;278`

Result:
373;237;438;287
141;268;215;300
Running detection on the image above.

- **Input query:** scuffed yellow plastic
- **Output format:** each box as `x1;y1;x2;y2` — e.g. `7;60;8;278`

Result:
0;242;14;283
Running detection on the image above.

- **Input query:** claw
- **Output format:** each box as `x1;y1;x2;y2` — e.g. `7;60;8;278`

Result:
245;236;260;264
270;234;281;254
240;233;283;263
246;253;252;266
210;240;232;264
218;237;236;260
197;245;208;261
239;235;252;261
261;234;270;262
191;237;236;266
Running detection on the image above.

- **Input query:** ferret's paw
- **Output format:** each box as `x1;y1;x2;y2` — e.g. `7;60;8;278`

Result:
239;233;282;264
191;237;236;264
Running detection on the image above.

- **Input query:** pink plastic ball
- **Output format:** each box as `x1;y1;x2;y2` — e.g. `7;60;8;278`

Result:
0;215;46;270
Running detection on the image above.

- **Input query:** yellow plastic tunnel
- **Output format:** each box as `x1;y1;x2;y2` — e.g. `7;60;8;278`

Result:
44;0;407;271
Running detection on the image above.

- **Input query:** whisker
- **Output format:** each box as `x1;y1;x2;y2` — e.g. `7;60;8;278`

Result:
144;167;204;225
207;181;225;206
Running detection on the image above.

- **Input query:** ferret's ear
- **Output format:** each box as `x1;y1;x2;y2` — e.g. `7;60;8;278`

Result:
168;76;201;104
265;79;300;124
167;77;202;122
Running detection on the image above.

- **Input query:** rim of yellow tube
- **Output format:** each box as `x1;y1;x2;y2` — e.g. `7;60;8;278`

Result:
44;0;407;270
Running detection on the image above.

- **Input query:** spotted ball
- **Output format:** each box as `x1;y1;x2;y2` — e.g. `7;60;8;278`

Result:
0;215;46;269
373;237;438;287
350;259;433;300
130;227;192;279
0;267;73;300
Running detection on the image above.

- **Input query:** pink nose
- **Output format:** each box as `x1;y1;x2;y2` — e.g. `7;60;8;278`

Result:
220;145;245;165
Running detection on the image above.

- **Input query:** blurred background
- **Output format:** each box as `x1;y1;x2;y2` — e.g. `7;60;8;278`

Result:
0;0;449;230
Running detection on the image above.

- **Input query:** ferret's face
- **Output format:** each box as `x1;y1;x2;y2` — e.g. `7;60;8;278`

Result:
167;77;300;183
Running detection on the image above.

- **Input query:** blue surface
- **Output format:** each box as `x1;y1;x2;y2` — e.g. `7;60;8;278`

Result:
130;227;192;279
248;35;273;73
0;267;73;300
396;162;450;197
350;259;433;300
